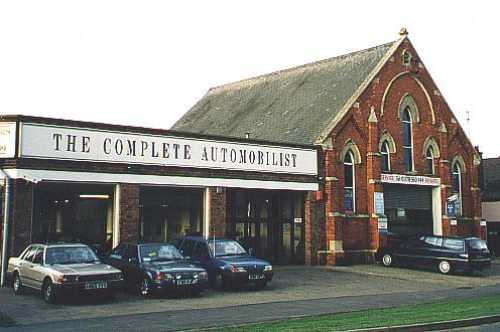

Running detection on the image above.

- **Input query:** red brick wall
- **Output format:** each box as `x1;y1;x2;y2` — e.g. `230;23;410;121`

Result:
209;187;226;237
319;38;482;265
119;184;140;243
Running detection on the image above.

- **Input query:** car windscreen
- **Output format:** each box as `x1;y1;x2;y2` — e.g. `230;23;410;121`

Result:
139;244;183;262
467;239;488;251
209;240;247;256
46;246;100;265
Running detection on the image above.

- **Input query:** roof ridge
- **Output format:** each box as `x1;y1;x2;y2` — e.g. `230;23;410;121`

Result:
207;40;398;94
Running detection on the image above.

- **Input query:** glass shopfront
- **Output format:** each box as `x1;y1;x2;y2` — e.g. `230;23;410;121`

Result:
139;187;203;243
32;183;115;254
227;189;305;264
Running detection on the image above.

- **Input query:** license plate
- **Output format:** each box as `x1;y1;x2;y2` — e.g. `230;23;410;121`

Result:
176;279;197;285
249;274;265;280
85;281;107;290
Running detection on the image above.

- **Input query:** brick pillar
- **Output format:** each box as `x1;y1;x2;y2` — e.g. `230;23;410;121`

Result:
208;187;226;237
323;146;338;265
367;107;381;258
304;191;316;265
119;184;140;243
471;160;483;239
10;179;34;256
438;123;453;236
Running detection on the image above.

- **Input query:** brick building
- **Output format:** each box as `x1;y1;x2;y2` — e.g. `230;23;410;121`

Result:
173;31;483;265
481;158;500;255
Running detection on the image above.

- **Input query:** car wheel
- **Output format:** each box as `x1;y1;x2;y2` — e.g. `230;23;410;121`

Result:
438;260;452;274
381;253;393;267
12;273;24;295
140;277;154;298
42;279;57;304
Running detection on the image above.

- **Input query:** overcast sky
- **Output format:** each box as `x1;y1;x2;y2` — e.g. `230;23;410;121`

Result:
0;1;498;157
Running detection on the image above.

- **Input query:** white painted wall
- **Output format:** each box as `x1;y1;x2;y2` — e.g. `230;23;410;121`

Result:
482;201;500;223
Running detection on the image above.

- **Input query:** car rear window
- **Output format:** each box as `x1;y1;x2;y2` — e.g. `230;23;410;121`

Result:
467;239;488;251
443;238;465;251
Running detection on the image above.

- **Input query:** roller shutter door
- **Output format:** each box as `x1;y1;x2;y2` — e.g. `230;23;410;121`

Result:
384;184;432;210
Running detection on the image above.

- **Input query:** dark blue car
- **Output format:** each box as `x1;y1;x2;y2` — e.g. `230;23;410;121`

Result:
178;236;273;289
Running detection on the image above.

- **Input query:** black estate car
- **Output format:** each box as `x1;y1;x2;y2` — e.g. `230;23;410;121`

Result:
376;235;491;274
106;242;208;297
178;236;273;289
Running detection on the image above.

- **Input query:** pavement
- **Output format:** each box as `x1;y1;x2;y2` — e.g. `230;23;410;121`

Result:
2;262;500;331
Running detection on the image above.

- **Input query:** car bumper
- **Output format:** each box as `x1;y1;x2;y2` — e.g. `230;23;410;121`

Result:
152;278;209;293
53;279;125;295
222;271;273;284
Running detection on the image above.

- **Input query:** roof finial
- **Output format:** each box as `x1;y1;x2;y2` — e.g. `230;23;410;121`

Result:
399;28;408;37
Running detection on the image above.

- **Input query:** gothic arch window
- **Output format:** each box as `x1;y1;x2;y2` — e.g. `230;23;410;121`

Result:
401;107;414;172
344;150;356;212
452;161;463;216
425;146;435;175
381;141;391;172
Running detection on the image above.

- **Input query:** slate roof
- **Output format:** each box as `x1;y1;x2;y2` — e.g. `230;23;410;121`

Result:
482;158;500;201
173;40;400;145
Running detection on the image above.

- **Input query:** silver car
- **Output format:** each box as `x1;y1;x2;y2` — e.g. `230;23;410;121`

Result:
7;243;124;303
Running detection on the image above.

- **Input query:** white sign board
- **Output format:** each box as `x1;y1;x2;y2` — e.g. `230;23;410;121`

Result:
19;123;318;175
0;122;16;158
378;217;388;230
450;219;457;226
374;192;385;215
480;220;487;227
381;173;440;186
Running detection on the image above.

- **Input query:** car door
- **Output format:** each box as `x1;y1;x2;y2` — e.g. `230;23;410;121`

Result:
29;247;46;290
124;244;141;286
19;246;38;288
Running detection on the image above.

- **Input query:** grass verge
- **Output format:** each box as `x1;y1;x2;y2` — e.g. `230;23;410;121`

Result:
210;295;500;331
0;311;16;327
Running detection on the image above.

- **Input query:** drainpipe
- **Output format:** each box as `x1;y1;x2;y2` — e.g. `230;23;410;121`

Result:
1;176;11;287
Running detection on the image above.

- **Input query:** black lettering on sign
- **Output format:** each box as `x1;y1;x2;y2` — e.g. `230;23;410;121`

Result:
151;142;159;158
141;141;148;157
53;133;63;151
82;136;91;153
103;138;111;155
127;140;137;156
184;145;192;160
115;139;123;155
162;143;170;158
201;147;208;161
66;135;77;152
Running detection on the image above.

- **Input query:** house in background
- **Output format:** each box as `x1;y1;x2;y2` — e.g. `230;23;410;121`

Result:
482;157;500;255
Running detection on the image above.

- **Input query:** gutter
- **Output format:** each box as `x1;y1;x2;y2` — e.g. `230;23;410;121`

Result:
0;173;10;287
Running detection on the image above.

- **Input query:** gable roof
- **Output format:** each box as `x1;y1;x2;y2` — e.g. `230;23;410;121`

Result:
482;158;500;201
172;38;403;145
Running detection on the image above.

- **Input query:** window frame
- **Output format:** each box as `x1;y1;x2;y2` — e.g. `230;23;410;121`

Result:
425;146;435;175
343;150;356;213
452;162;463;216
401;107;414;172
380;140;391;172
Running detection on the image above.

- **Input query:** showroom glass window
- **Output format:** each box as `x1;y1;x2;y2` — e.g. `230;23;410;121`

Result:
380;141;391;172
402;107;413;172
344;150;355;212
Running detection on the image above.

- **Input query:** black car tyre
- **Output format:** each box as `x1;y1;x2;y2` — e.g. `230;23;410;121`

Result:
140;277;154;298
381;253;393;267
438;260;452;274
12;273;24;295
42;279;57;304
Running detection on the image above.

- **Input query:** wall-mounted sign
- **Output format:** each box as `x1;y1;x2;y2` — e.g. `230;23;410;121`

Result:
381;174;440;186
294;217;303;224
450;219;457;226
378;217;388;232
19;123;318;176
480;220;487;227
0;122;16;158
374;192;385;215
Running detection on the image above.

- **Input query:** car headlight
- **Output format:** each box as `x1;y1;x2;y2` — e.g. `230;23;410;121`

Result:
196;272;208;279
55;275;78;283
264;265;273;272
113;273;123;280
155;272;174;280
230;265;247;273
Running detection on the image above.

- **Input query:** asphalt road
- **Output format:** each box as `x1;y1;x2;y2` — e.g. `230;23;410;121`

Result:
2;263;500;331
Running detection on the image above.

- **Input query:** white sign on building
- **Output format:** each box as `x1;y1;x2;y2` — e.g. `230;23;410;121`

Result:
18;123;318;176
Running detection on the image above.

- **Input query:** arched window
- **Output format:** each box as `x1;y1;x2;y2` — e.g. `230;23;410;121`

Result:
452;162;463;215
425;146;435;175
402;107;413;172
381;141;391;172
344;150;355;212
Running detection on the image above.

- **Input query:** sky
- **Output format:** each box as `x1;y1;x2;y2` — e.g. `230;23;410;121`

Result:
0;1;499;157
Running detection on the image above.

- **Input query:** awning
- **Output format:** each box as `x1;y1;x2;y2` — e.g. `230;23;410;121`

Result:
0;168;318;191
